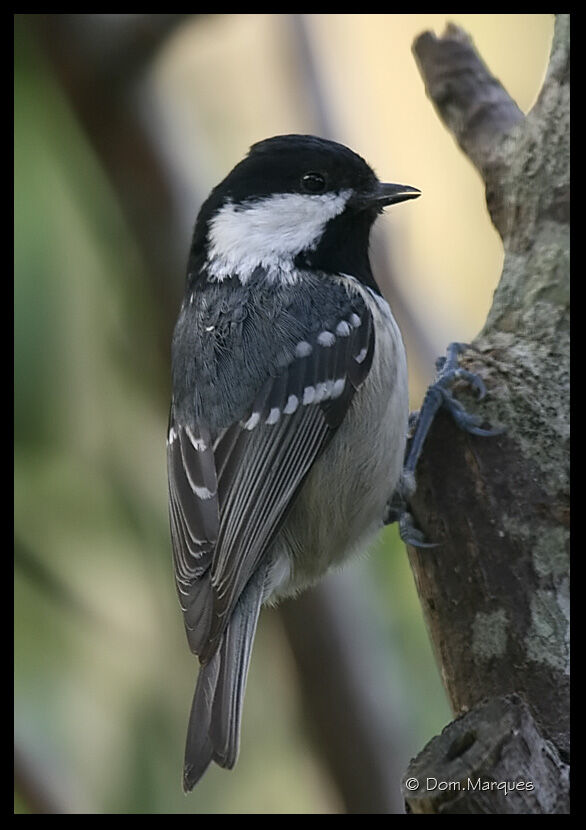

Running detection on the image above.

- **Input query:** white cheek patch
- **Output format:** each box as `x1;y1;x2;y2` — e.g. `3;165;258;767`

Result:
206;190;351;283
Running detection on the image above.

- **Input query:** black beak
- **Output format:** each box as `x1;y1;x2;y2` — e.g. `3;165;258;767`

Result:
354;182;421;211
376;182;421;206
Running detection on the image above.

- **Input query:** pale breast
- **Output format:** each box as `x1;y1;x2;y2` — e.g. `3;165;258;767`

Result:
266;280;409;600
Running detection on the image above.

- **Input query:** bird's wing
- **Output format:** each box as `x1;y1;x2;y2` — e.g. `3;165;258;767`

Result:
167;288;375;664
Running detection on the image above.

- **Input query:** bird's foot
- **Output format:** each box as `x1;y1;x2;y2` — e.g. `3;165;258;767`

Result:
405;342;504;477
386;343;504;547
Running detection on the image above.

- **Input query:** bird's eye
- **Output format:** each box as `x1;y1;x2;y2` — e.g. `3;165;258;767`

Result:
300;172;326;194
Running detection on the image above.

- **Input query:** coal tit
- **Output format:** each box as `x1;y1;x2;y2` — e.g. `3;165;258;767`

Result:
167;134;420;790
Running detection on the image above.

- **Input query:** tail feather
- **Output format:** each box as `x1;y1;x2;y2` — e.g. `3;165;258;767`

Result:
182;567;266;792
182;650;220;791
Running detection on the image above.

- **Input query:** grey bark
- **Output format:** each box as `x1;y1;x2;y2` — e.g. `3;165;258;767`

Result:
404;695;569;814
402;15;569;814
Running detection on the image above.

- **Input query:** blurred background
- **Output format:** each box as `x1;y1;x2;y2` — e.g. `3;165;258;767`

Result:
14;14;554;814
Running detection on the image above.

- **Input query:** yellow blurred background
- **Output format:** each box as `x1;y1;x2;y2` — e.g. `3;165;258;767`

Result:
15;14;554;814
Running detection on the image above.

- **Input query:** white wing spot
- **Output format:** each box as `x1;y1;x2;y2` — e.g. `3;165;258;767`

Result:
303;386;316;405
332;378;346;398
283;394;299;415
314;381;332;402
355;347;368;364
266;407;281;425
317;330;335;347
336;320;351;337
243;412;261;430
185;425;207;451
194;485;215;500
349;313;362;328
295;340;313;358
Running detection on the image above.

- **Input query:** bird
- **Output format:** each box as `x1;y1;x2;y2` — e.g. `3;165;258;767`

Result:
167;134;420;791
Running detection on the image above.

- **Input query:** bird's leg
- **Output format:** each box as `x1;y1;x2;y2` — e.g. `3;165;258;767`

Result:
385;342;503;547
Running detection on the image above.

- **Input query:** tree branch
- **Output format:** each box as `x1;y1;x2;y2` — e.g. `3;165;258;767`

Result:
412;23;524;176
404;694;569;814
403;15;569;814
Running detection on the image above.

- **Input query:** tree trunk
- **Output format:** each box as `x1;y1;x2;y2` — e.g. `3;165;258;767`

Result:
402;14;569;814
